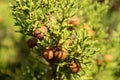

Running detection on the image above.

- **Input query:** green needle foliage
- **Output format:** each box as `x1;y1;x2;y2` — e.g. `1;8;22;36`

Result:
10;0;112;80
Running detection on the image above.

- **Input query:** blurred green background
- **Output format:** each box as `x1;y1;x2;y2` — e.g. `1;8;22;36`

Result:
0;0;120;80
0;0;28;80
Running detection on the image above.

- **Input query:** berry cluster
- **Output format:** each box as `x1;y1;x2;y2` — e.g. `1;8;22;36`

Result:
11;0;98;79
27;22;81;74
96;54;113;65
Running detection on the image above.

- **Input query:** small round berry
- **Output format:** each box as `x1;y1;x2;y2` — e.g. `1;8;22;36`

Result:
40;26;48;33
42;49;54;60
104;54;113;62
33;28;41;37
27;37;37;48
37;33;44;40
96;59;103;65
54;50;68;60
33;26;48;39
70;62;80;73
67;17;80;26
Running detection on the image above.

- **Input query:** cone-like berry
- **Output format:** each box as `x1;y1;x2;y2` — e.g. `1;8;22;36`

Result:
34;28;41;37
70;62;80;73
37;33;44;40
33;26;48;40
54;50;68;60
96;59;103;65
40;26;48;33
67;17;80;26
27;37;37;48
43;49;54;60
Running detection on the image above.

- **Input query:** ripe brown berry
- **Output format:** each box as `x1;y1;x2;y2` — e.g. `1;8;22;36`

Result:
54;50;68;60
70;62;80;73
33;28;41;37
37;32;44;40
27;37;37;48
40;26;48;33
96;59;103;65
67;17;80;26
104;54;113;62
34;26;48;40
42;49;54;60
